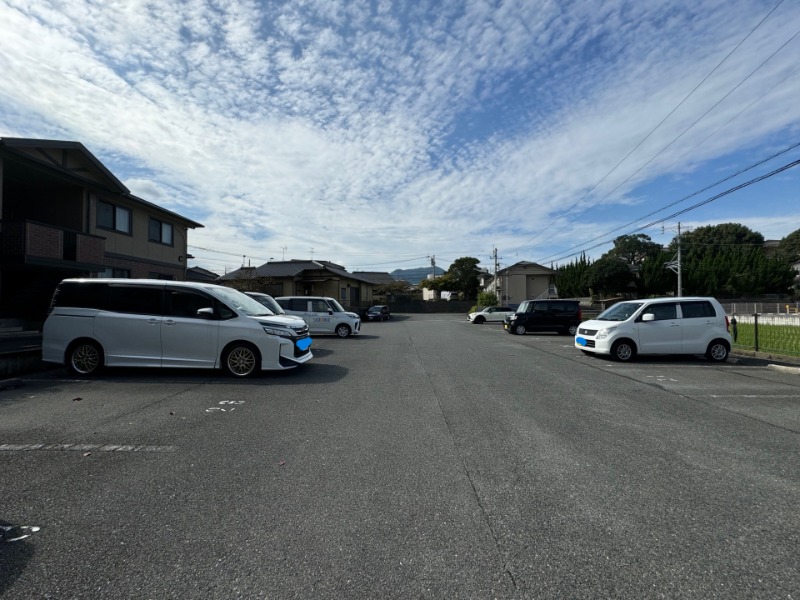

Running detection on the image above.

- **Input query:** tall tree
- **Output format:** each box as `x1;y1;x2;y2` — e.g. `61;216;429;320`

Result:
446;257;481;300
555;253;591;298
777;228;800;262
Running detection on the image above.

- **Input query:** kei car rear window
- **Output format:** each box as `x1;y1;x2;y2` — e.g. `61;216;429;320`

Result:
680;301;716;318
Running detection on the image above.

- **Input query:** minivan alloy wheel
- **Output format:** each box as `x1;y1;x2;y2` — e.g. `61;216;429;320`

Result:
224;343;259;377
69;341;102;375
335;324;351;338
514;324;526;336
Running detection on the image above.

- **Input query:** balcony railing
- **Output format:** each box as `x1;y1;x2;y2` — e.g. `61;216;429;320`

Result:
1;220;105;267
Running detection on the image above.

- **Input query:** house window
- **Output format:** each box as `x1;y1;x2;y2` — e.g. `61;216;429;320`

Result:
148;272;175;280
97;200;131;234
97;268;130;278
149;218;173;245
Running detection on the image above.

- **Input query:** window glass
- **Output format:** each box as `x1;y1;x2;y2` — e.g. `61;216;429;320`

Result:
680;301;715;318
116;206;130;233
288;299;306;311
149;218;174;245
97;201;114;229
311;299;329;312
53;282;108;309
97;201;131;233
169;290;213;318
533;302;550;312
644;303;677;321
597;302;643;321
108;286;163;315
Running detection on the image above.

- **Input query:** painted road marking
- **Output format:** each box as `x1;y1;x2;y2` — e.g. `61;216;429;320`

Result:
0;443;176;452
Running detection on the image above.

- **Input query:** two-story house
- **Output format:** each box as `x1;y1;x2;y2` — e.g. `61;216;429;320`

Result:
0;137;203;325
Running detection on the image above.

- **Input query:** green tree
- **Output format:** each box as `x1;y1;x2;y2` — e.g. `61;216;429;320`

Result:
778;228;800;262
555;253;591;298
607;234;662;267
446;257;481;300
476;291;499;307
585;257;632;297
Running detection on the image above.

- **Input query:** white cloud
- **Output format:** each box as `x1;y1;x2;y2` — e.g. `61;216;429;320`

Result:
1;0;799;273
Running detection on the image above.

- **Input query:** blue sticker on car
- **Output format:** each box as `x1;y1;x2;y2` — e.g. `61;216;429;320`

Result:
296;338;312;351
576;337;586;346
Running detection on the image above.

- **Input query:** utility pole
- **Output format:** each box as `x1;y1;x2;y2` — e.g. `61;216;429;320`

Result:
492;248;501;298
665;222;683;296
430;255;436;279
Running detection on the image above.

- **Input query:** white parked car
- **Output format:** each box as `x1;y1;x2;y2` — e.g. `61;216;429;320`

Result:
276;296;361;337
575;297;732;362
42;279;313;377
468;306;516;324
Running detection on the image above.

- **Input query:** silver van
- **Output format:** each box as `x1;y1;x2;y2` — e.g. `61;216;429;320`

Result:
575;297;732;362
275;296;361;337
42;279;313;377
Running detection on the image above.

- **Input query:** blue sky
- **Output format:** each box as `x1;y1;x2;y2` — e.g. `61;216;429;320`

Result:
1;0;798;276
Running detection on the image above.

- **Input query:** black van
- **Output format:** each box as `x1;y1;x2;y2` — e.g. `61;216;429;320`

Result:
504;299;582;336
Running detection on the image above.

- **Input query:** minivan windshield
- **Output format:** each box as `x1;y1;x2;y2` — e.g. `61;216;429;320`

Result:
248;293;285;315
210;286;276;317
596;302;644;321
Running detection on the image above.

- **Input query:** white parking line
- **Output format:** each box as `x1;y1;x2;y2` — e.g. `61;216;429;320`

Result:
0;443;176;452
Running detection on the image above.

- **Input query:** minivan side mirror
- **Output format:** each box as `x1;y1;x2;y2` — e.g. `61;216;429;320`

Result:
642;313;655;322
197;307;215;319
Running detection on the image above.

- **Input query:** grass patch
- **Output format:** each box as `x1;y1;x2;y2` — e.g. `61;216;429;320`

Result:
732;322;800;357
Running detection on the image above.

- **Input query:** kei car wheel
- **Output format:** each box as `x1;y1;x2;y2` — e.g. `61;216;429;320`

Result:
67;340;103;375
567;325;578;336
335;323;352;338
223;342;260;377
474;316;485;324
611;340;636;362
705;340;729;362
514;324;526;336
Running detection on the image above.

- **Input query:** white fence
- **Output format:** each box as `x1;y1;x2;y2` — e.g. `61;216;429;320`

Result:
729;313;800;327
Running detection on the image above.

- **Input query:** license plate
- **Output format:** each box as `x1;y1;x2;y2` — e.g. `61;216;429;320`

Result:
576;337;587;346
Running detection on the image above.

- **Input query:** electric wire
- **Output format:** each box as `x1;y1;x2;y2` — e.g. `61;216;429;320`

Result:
508;0;790;255
541;157;800;265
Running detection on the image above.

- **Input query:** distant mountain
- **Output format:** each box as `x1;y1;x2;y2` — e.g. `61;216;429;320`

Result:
391;266;445;285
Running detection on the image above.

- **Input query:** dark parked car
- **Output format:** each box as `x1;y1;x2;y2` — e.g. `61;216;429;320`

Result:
365;305;390;321
504;299;581;336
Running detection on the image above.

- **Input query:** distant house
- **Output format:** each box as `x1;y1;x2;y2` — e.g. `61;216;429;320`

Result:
489;261;558;304
219;259;378;310
186;266;219;282
0;137;203;323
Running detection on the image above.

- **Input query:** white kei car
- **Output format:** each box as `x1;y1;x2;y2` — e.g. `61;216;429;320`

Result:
467;306;516;324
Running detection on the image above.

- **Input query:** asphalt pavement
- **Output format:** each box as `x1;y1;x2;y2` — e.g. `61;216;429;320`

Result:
1;315;799;598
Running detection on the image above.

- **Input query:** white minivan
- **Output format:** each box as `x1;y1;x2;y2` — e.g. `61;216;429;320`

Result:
575;297;732;362
42;279;313;377
275;296;361;337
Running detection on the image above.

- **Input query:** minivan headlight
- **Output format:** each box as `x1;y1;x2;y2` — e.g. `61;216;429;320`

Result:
596;326;617;340
262;325;296;338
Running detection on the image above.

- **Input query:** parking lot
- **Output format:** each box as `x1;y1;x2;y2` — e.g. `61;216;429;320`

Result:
1;314;799;599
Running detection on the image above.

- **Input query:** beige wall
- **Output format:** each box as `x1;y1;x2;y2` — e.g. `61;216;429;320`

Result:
89;193;187;267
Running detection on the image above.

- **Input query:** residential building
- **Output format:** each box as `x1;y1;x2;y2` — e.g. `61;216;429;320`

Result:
219;259;377;311
490;261;558;305
0;137;203;323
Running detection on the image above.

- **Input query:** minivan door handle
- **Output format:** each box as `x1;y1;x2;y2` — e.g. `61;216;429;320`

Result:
147;318;161;325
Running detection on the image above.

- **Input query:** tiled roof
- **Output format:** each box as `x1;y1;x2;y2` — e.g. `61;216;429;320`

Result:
220;260;378;284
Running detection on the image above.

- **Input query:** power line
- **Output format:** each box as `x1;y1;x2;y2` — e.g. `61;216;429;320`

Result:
533;141;800;264
541;157;800;265
509;0;791;255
